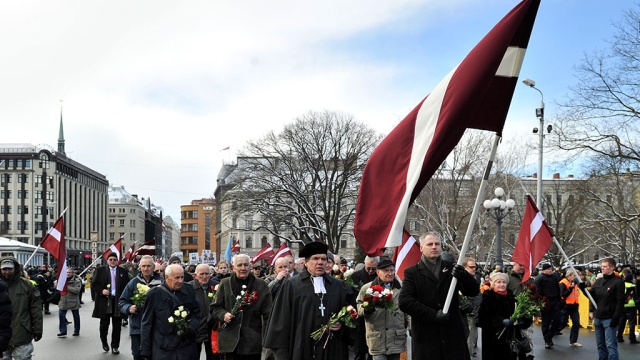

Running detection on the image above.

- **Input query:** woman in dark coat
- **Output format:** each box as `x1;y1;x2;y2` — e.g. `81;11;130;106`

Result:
478;272;532;360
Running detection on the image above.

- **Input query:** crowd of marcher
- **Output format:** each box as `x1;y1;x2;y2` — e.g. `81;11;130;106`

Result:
0;233;639;360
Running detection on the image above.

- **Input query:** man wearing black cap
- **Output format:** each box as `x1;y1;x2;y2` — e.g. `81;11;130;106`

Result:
91;252;130;354
264;241;349;360
534;263;561;349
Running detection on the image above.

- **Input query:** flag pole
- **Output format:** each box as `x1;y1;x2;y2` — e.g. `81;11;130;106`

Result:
443;133;501;313
552;236;597;309
79;235;124;276
24;207;69;266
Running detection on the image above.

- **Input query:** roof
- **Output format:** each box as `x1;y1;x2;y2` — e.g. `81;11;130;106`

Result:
0;237;47;253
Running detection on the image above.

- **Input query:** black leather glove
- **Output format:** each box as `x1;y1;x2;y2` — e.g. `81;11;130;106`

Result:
577;282;587;291
610;318;619;328
502;318;514;327
33;333;42;342
452;264;466;279
435;310;450;324
183;327;196;341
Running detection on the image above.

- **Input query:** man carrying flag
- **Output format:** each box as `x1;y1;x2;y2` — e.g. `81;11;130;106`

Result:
1;257;43;359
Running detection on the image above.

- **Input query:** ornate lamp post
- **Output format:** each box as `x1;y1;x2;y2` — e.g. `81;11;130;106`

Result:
483;187;515;269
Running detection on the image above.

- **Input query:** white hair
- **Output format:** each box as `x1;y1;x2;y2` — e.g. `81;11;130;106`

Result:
232;253;250;266
364;256;380;264
164;264;183;277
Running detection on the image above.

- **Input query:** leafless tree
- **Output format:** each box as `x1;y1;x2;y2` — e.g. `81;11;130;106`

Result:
232;110;381;254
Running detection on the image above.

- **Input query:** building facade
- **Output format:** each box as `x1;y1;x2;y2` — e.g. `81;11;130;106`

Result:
0;143;109;267
180;198;217;261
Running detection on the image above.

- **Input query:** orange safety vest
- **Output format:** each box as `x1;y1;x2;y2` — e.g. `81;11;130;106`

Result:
560;278;580;305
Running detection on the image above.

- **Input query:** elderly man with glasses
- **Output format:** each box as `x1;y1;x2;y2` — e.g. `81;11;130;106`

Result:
349;256;380;360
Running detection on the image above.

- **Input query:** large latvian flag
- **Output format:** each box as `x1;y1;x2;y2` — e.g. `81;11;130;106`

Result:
39;216;69;295
270;242;293;266
134;240;156;257
512;195;554;283
251;243;275;263
103;237;123;264
354;0;540;256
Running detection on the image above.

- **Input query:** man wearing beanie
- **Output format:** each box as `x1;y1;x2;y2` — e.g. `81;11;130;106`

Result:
264;241;349;360
534;263;561;349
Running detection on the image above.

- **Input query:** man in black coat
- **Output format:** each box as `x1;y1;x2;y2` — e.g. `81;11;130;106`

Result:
91;252;131;354
534;263;561;348
0;279;12;354
264;242;350;360
140;264;201;360
399;232;479;360
189;263;218;360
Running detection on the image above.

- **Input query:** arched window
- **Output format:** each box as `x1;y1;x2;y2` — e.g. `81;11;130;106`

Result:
261;236;268;246
245;236;252;249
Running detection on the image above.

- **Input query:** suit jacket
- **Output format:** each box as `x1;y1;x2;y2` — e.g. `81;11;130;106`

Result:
91;265;130;318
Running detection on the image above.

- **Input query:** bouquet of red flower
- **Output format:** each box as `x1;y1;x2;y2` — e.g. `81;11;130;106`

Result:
310;305;358;347
361;285;396;314
220;285;258;331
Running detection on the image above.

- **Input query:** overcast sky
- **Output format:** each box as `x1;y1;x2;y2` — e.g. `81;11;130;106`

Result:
0;0;630;220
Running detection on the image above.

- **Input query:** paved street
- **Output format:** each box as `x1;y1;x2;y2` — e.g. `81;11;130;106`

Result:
32;300;638;359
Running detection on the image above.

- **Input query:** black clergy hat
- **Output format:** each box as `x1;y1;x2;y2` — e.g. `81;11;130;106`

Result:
299;241;328;259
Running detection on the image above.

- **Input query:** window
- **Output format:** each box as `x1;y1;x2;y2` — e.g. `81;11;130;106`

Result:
261;236;268;246
16;160;22;168
130;220;136;227
188;224;198;231
46;192;53;201
341;238;347;249
38;153;49;169
191;210;198;218
232;217;237;228
245;236;252;248
181;224;187;231
130;209;136;214
8;160;13;169
18;190;28;199
246;219;253;229
109;233;115;241
119;219;125;227
568;195;575;207
119;208;125;213
0;190;11;199
35;222;43;231
23;206;28;214
25;160;30;168
129;233;135;241
556;194;562;207
119;232;125;239
109;219;115;227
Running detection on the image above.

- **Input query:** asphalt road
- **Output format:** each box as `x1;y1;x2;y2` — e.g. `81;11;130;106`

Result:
32;300;638;359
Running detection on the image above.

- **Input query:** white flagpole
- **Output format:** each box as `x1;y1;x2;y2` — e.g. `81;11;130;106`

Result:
24;207;69;266
552;236;597;309
444;133;501;313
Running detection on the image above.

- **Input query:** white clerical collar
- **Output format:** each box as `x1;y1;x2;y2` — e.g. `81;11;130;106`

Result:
312;276;326;294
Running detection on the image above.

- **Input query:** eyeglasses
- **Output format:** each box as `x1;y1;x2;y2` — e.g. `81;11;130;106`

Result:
466;266;477;269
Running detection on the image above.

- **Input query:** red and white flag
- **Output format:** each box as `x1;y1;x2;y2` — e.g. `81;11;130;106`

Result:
103;238;123;264
512;195;554;283
354;0;540;256
251;243;275;263
392;230;422;280
134;240;156;257
231;240;241;253
124;242;136;262
270;242;293;266
39;216;68;295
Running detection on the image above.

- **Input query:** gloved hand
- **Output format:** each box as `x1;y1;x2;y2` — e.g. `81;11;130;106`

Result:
33;333;42;342
577;282;587;291
435;310;449;324
502;319;514;327
452;264;466;279
609;318;619;328
183;327;196;341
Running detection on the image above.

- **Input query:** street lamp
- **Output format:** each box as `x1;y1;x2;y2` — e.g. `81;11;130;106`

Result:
522;78;545;210
483;187;515;269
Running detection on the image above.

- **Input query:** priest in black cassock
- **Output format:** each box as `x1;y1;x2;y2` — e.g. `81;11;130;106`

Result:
264;241;350;360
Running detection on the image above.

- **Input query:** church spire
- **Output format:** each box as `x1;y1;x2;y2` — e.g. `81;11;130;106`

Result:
58;100;66;156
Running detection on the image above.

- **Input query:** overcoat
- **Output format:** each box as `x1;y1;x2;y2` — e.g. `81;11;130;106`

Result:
91;265;130;318
398;258;479;360
118;272;163;335
478;289;519;360
0;279;13;353
211;273;271;354
140;283;201;360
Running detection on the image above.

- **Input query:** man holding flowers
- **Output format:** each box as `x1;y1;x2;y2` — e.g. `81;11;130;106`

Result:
119;255;162;360
140;264;201;360
264;241;350;360
356;259;408;360
211;254;271;360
